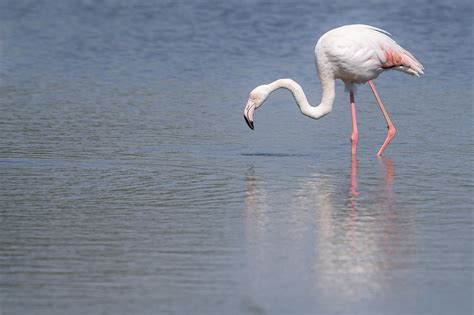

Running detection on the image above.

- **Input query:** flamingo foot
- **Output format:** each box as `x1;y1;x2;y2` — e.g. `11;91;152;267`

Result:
377;125;396;157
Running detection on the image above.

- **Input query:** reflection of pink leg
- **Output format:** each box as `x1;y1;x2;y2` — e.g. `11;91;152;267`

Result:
350;155;360;197
380;157;395;187
368;81;396;157
350;90;358;156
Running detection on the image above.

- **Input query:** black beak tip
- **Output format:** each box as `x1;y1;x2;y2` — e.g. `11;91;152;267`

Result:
244;115;254;130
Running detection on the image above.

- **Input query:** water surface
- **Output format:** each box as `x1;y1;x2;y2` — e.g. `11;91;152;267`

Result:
1;0;473;314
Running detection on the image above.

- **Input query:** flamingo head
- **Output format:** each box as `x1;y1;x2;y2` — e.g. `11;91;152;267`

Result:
243;85;270;130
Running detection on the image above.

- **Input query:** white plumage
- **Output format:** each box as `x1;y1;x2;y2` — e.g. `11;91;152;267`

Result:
243;24;423;157
316;24;423;90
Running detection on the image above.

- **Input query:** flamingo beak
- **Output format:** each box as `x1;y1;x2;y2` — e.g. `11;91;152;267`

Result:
243;100;255;130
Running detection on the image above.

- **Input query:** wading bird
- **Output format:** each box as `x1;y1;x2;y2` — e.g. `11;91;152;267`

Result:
243;24;423;156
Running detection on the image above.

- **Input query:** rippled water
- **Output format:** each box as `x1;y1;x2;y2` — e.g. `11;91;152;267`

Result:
1;0;473;314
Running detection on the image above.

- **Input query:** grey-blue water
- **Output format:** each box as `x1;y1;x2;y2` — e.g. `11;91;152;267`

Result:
1;1;472;314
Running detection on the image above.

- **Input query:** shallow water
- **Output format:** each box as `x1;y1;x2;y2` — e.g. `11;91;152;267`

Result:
0;0;473;314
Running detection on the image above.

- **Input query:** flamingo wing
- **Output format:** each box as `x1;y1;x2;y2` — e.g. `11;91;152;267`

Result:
318;25;424;81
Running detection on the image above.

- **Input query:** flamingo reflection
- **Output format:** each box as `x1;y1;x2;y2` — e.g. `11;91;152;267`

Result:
243;156;405;305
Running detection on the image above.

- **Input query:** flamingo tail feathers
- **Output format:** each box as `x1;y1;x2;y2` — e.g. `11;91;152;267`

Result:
382;49;424;76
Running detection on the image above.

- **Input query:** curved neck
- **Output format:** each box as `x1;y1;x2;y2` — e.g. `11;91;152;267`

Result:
267;77;335;119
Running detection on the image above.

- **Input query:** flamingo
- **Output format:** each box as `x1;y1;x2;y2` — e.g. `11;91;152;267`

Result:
243;24;423;156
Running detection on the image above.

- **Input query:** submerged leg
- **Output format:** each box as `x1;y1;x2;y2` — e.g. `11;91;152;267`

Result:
368;80;396;157
350;89;359;156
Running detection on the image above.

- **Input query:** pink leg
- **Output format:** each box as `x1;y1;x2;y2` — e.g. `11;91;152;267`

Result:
368;80;396;157
350;90;359;156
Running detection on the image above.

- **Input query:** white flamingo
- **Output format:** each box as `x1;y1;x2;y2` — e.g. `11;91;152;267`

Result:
243;24;423;156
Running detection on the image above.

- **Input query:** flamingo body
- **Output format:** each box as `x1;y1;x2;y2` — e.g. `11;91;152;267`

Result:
243;24;423;157
316;25;423;88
